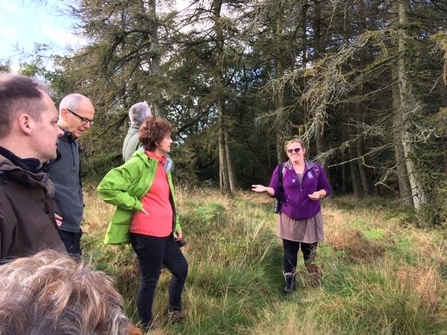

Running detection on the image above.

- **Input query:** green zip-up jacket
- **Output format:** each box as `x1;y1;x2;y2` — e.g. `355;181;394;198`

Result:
98;150;180;245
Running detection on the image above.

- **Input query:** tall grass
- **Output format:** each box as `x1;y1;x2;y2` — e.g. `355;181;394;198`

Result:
81;187;447;335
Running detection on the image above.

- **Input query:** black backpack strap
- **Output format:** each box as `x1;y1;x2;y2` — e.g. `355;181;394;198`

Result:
277;163;283;201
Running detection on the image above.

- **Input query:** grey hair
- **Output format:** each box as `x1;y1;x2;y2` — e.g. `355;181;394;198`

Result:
0;250;137;335
129;101;151;125
59;93;91;113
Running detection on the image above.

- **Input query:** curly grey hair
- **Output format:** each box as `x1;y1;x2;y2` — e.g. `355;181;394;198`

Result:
129;101;151;125
0;250;141;335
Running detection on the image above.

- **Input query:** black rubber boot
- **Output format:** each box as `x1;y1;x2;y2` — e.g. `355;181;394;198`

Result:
281;271;296;295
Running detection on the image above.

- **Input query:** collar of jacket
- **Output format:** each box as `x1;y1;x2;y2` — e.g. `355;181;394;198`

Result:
0;146;43;173
135;148;173;174
284;159;316;171
59;127;77;143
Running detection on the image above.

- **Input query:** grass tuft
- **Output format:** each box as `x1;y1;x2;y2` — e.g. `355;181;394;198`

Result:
81;188;447;334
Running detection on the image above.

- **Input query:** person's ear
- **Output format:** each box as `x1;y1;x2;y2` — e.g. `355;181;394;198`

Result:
18;114;33;134
60;108;69;120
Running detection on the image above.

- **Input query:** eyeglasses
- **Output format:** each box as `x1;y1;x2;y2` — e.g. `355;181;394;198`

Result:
66;108;94;126
287;148;301;154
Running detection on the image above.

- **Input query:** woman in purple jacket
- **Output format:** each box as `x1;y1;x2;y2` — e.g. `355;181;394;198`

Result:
252;138;331;295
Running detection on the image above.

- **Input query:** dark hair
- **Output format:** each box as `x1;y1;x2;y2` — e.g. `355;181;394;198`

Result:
139;117;172;151
0;73;49;139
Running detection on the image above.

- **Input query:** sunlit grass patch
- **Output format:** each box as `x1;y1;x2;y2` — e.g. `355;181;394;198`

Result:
81;188;447;334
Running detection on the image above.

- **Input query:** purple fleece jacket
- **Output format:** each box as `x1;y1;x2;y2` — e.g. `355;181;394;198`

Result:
268;159;332;220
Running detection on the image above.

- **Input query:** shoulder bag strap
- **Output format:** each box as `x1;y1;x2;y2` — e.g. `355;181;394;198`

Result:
277;163;283;201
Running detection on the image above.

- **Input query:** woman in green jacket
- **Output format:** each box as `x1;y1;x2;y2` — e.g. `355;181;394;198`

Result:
98;117;188;331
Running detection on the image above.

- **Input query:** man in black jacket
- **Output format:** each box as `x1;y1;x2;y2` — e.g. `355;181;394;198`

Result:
0;73;65;262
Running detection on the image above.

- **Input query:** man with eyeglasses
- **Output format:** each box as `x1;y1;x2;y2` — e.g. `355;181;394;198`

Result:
44;93;95;259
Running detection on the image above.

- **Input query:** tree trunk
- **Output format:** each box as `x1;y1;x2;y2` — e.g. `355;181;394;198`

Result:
355;0;372;196
392;0;426;208
354;93;372;196
274;1;285;164
313;1;325;155
218;102;231;194
349;154;362;197
225;128;238;191
213;0;235;194
147;0;163;118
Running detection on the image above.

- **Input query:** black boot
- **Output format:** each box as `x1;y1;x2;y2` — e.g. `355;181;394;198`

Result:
282;271;296;295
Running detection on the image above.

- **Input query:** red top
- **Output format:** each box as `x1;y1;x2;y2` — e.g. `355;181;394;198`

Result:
130;151;173;237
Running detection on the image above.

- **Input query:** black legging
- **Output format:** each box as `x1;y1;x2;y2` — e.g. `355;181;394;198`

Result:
282;239;318;273
130;233;188;325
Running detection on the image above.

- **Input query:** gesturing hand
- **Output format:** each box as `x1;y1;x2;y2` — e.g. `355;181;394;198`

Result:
251;184;266;193
308;192;321;201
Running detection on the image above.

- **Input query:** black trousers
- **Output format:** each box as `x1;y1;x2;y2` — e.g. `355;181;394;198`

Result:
130;233;188;325
282;239;318;273
58;229;83;258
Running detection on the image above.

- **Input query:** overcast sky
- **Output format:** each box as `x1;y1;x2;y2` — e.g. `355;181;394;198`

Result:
0;0;82;67
0;0;190;70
